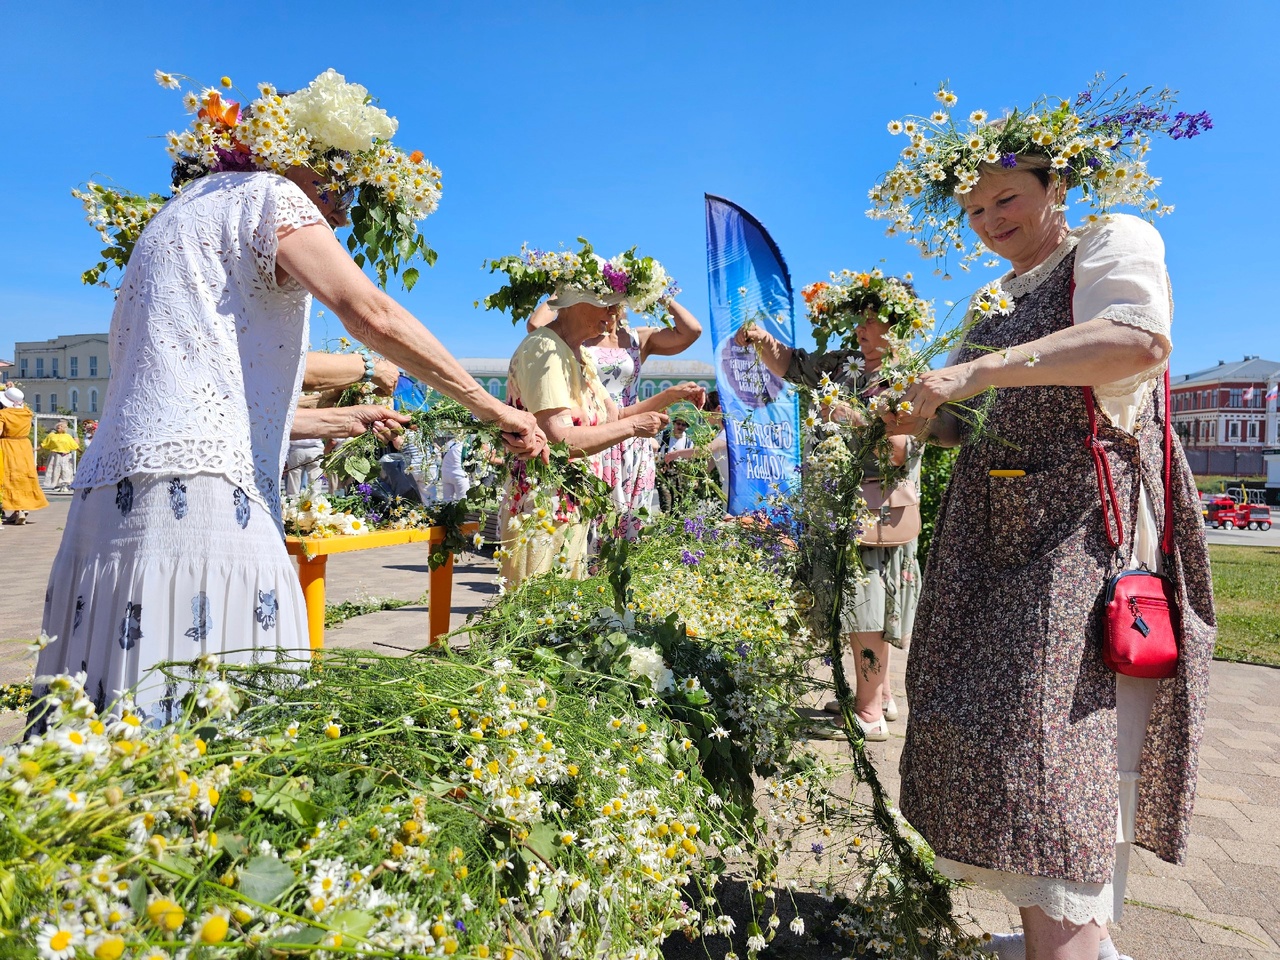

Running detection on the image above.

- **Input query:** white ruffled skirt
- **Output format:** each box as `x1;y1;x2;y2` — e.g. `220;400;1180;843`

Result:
35;473;309;721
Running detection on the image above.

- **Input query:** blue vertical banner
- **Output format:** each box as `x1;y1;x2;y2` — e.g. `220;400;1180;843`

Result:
704;194;801;515
393;373;428;411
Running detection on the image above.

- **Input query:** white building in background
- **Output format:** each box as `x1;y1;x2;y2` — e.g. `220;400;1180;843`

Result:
11;334;111;416
456;358;717;403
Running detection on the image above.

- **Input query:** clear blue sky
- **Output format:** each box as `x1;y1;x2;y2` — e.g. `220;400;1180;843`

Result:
3;1;1274;375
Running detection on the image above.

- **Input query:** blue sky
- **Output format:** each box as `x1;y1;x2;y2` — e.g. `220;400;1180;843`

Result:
3;1;1274;376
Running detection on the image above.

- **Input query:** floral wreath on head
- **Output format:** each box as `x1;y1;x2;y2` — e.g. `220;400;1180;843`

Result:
482;238;680;325
867;73;1211;274
74;68;442;290
801;269;934;353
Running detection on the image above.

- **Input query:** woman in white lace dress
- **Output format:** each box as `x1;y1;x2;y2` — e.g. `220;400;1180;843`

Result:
35;71;545;718
528;302;704;539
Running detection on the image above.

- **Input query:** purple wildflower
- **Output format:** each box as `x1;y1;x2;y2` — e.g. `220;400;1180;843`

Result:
999;153;1018;169
1169;110;1213;140
1075;90;1093;107
602;262;630;294
1086;156;1102;170
736;642;750;657
210;145;256;174
811;842;824;856
455;920;466;932
680;548;705;566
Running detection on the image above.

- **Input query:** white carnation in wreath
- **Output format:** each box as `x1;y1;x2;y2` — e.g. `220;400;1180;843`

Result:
624;644;675;693
283;68;397;154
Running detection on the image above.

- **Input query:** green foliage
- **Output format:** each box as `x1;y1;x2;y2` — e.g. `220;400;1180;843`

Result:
71;183;169;288
0;680;31;712
481;238;607;324
7;652;721;958
345;183;438;291
481;238;677;324
918;445;958;562
324;592;425;627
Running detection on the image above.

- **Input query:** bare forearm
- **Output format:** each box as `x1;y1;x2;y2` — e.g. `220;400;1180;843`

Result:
302;352;366;391
625;387;684;417
349;297;506;421
641;299;704;358
548;418;638;458
968;318;1170;392
666;300;702;344
527;300;556;334
749;331;793;379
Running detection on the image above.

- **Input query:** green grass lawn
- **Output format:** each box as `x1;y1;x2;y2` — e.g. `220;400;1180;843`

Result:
1210;544;1280;666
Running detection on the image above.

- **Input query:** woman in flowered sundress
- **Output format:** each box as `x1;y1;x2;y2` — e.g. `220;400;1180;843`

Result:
888;160;1214;960
529;302;705;539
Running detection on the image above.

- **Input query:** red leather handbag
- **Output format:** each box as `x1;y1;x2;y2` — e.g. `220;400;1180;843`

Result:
1084;369;1180;679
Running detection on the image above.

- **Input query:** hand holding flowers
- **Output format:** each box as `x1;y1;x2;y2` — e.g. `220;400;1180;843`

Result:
293;404;409;441
881;360;990;437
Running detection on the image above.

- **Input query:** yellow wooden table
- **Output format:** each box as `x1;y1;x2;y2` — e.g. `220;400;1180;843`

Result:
285;523;479;650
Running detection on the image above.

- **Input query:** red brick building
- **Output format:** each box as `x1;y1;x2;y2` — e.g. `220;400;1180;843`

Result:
1171;355;1280;476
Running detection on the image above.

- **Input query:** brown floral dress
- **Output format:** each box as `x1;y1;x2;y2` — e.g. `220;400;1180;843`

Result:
900;248;1216;885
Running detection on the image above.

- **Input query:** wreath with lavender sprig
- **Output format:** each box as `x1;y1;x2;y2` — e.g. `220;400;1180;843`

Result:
867;73;1211;272
482;238;680;324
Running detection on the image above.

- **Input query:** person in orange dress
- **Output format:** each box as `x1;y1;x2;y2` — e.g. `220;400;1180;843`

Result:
0;387;50;524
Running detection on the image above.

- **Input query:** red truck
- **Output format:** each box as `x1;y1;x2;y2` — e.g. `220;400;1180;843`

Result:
1203;496;1273;530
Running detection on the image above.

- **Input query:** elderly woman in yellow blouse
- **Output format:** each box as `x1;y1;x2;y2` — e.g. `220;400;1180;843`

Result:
500;289;676;585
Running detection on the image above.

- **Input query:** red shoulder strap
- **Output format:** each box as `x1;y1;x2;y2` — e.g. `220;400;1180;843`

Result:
1072;278;1175;556
1160;367;1175;556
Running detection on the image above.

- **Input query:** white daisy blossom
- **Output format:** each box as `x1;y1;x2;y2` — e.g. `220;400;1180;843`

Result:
26;631;57;653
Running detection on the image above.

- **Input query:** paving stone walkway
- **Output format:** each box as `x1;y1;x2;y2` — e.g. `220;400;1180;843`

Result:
3;497;1277;958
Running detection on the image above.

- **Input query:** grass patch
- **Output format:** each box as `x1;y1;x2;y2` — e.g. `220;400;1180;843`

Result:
1209;544;1280;666
1196;474;1265;494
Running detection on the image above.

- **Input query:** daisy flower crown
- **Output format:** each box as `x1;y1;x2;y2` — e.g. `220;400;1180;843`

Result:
867;74;1211;273
482;238;680;325
801;269;934;353
74;68;441;290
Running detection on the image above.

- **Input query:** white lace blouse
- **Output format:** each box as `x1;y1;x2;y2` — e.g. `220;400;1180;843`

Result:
74;172;326;521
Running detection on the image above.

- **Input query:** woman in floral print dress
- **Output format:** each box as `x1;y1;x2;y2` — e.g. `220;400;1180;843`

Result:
889;157;1215;960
